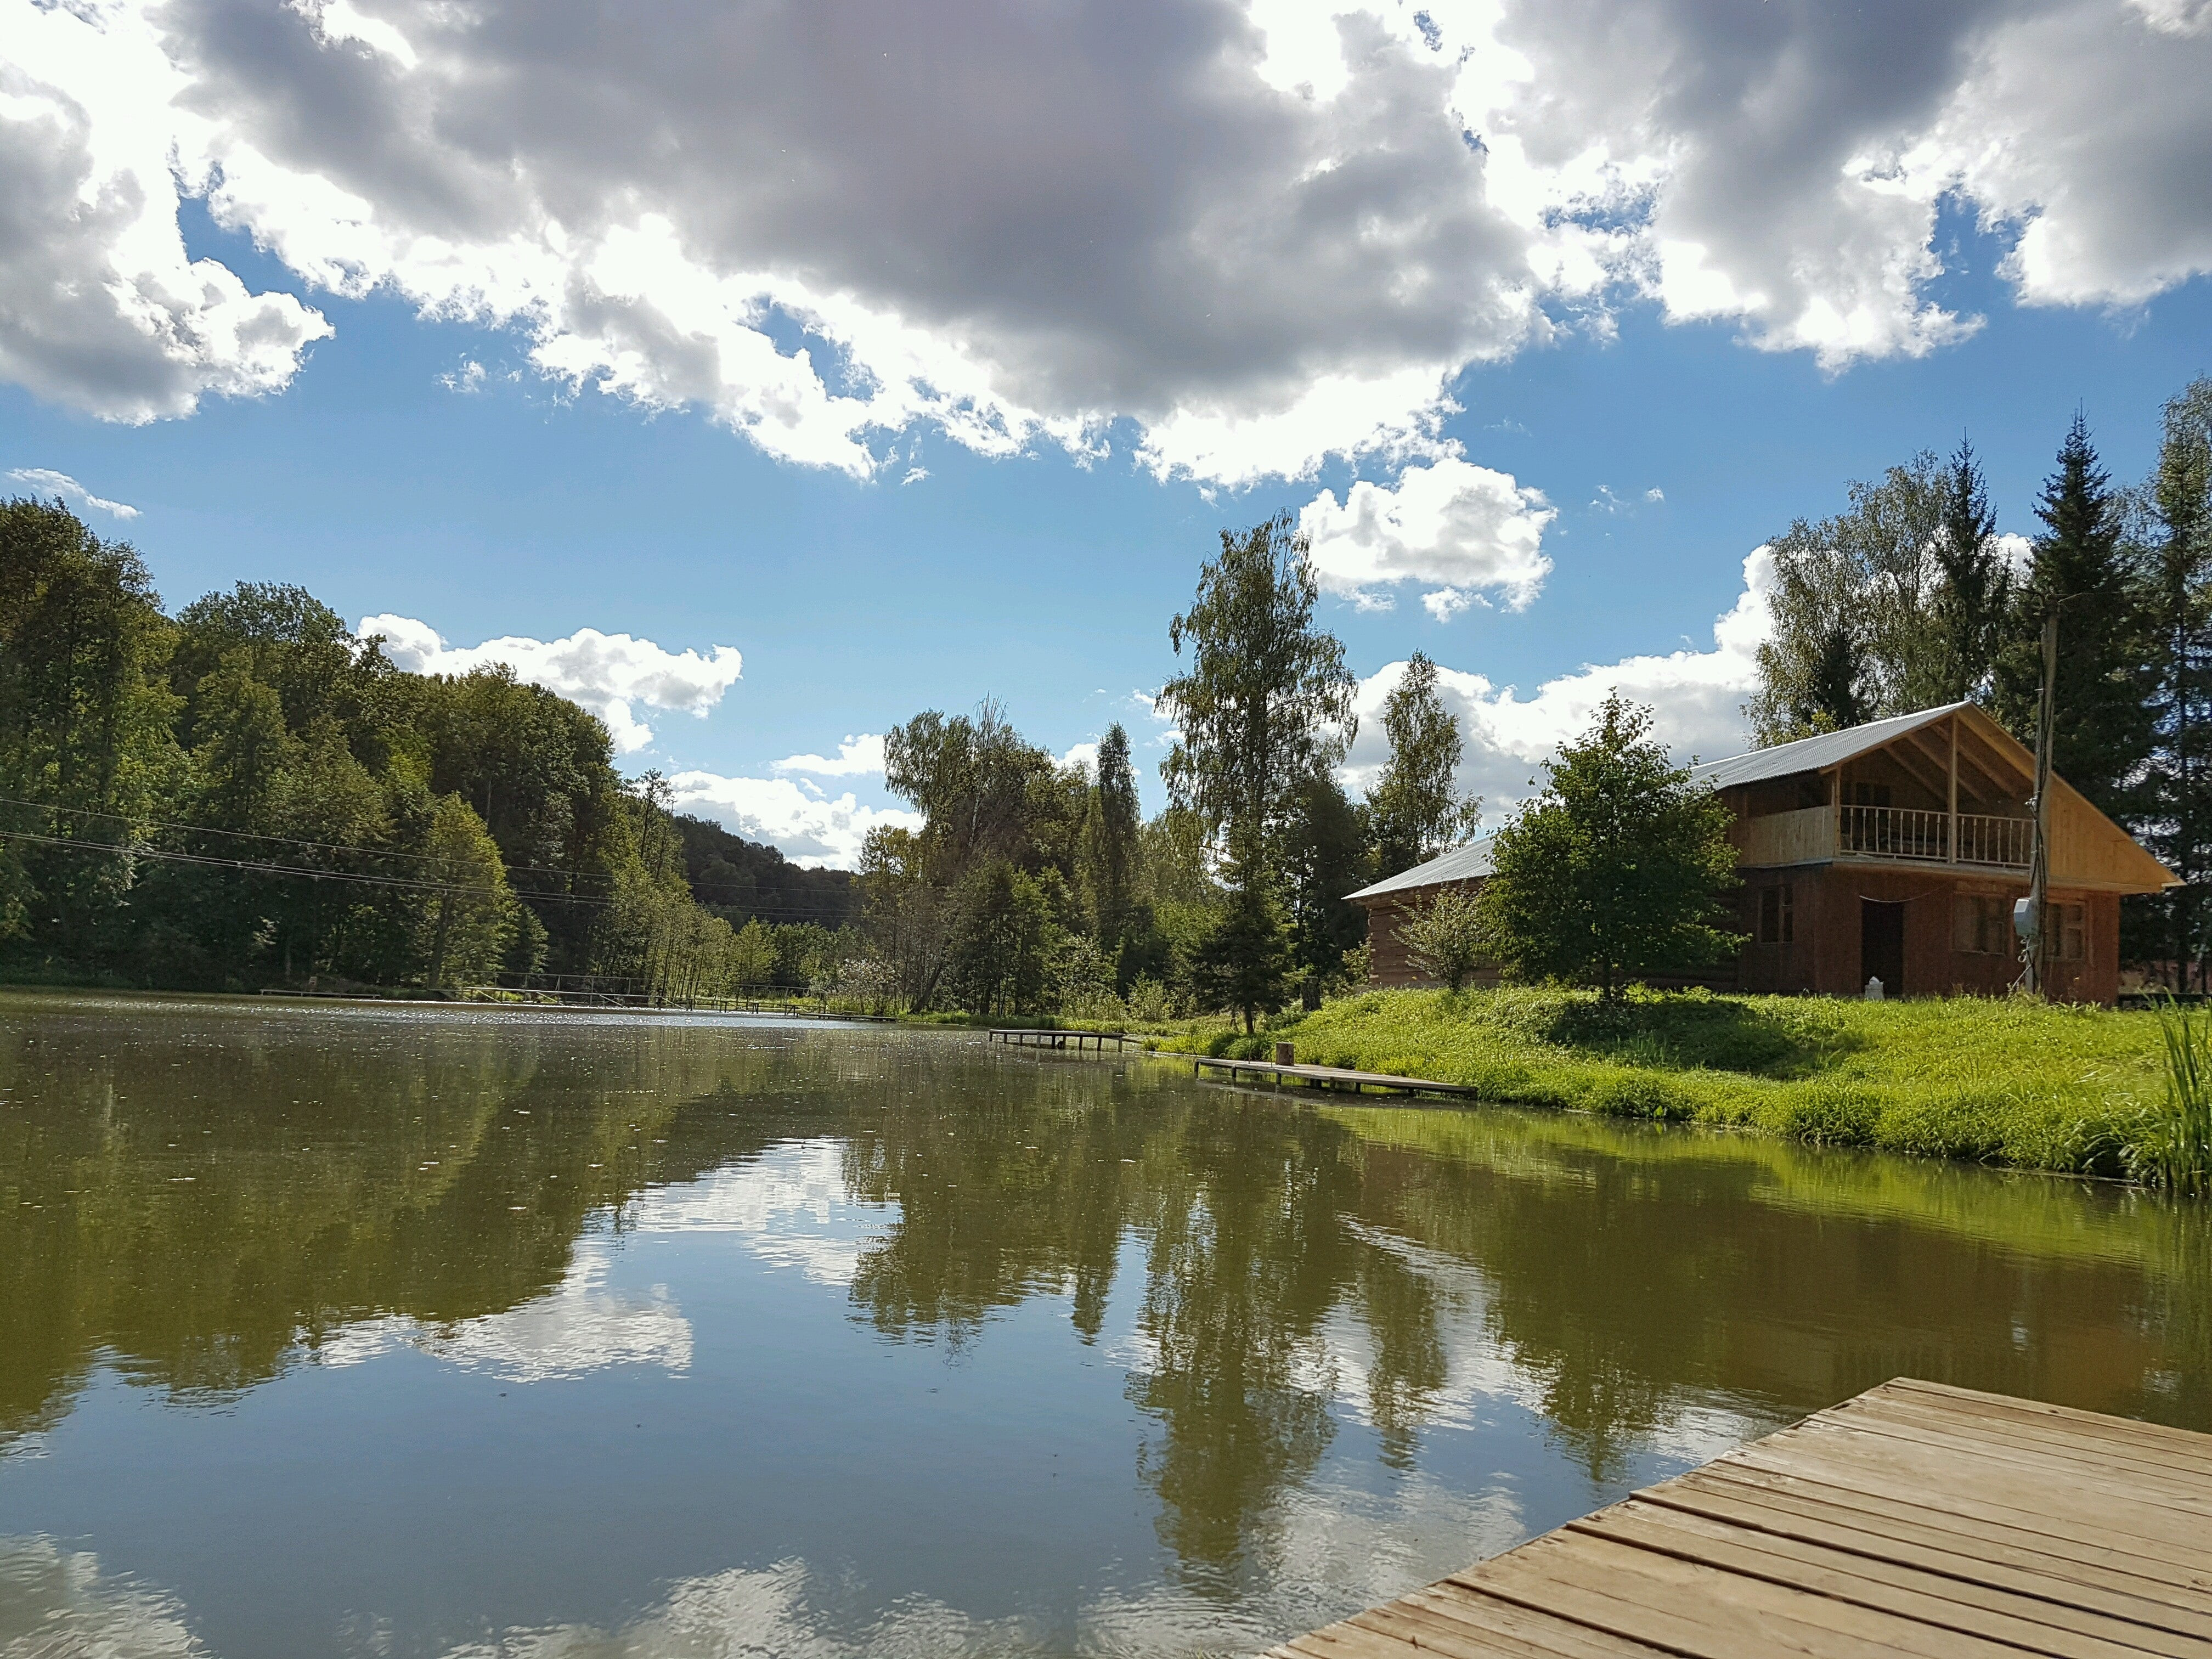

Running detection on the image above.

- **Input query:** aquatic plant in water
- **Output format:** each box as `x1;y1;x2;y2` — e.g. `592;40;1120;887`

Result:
2134;997;2212;1195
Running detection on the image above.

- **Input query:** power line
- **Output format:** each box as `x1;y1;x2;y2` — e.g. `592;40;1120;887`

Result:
0;794;859;911
0;794;617;887
0;830;863;922
0;828;614;905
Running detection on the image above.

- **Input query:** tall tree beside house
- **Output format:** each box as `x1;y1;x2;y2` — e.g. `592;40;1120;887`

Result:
1992;414;2155;824
1748;452;1948;742
1479;695;1741;999
1280;768;1372;1008
1159;511;1356;1023
1368;652;1480;877
1929;437;2011;704
2134;379;2212;985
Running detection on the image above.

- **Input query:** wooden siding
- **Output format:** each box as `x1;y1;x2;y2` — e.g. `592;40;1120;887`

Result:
1357;885;1500;991
2047;775;2180;892
1731;803;1835;867
1736;867;2117;1002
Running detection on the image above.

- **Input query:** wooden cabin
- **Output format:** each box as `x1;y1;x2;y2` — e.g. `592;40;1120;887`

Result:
1346;703;2176;1005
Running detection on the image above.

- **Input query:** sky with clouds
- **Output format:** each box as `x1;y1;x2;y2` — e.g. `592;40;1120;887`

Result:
3;0;2209;865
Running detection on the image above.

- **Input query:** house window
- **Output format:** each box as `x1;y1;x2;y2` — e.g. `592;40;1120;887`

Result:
2054;902;2086;962
1953;894;2008;955
1758;883;1794;944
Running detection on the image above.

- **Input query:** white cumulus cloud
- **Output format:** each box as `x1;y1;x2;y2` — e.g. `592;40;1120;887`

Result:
1301;456;1555;615
668;772;918;870
0;0;329;421
356;614;742;753
2;0;2206;469
1343;547;1775;816
772;735;885;777
4;467;139;518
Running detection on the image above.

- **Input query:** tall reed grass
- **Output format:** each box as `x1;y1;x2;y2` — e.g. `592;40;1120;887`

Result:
2135;997;2212;1194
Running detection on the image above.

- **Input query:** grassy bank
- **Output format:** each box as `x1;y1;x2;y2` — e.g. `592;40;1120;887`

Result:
1151;988;2190;1181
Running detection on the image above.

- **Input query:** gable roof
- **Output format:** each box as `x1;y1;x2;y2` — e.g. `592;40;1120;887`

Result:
1687;703;1972;792
1345;702;2176;902
1345;836;1496;902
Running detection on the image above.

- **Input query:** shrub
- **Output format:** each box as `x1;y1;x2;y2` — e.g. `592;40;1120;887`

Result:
1398;886;1488;990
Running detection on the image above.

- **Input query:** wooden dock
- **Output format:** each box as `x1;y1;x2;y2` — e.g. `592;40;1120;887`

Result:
1271;1378;2212;1659
1190;1054;1479;1099
987;1028;1145;1052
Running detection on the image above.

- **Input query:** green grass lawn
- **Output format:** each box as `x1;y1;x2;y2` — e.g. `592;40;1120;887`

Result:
1149;987;2182;1180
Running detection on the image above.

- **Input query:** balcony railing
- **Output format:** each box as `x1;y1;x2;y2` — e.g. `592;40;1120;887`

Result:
1734;804;2032;870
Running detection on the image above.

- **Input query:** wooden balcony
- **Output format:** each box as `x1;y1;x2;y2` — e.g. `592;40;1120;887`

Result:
1732;803;2032;870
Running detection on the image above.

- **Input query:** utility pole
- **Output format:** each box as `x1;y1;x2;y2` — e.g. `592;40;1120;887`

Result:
2021;613;2059;995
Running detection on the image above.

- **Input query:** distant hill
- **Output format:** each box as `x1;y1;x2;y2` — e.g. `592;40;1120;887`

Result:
673;814;857;930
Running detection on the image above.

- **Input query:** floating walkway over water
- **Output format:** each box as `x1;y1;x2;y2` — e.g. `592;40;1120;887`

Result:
1189;1054;1479;1099
987;1028;1145;1052
1272;1378;2212;1659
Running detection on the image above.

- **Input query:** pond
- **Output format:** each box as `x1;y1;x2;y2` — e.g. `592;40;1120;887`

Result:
2;990;2207;1657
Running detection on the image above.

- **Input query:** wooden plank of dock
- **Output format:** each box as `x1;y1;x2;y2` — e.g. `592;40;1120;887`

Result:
1189;1054;1479;1099
1267;1378;2212;1659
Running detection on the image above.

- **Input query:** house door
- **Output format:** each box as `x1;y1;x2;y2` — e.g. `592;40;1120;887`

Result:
1861;900;1905;997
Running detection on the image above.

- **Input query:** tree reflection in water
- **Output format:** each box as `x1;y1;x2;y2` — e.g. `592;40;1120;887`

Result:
4;989;2209;1617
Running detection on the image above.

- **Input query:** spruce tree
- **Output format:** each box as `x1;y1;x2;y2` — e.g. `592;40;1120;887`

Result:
1992;414;2153;822
1281;768;1372;1008
2137;379;2212;985
1930;437;2008;704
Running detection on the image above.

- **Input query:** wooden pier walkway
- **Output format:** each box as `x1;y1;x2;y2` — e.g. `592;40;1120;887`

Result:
987;1028;1145;1052
1271;1378;2212;1658
1190;1054;1479;1099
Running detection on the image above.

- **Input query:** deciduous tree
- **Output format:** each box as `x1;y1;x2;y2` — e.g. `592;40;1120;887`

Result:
1368;652;1477;877
1480;696;1740;998
1749;453;1946;741
1159;512;1355;1025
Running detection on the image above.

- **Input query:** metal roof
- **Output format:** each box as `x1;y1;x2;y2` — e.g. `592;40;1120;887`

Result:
1345;836;1497;902
1687;703;1972;792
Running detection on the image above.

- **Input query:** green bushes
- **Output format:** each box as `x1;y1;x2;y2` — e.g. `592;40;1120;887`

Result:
1151;986;2180;1182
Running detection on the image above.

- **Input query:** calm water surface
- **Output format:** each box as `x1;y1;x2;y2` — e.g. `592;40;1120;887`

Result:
3;991;2208;1657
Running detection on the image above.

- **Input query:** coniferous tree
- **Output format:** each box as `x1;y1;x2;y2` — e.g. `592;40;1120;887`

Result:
1929;437;2009;704
2136;379;2212;985
1281;768;1372;1008
1368;652;1479;877
1992;415;2154;822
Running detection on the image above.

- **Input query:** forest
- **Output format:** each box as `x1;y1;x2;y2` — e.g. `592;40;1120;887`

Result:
5;371;2207;1015
1753;380;2212;973
0;497;848;1001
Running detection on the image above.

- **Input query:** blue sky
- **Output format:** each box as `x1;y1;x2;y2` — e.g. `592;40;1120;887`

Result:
4;0;2209;863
